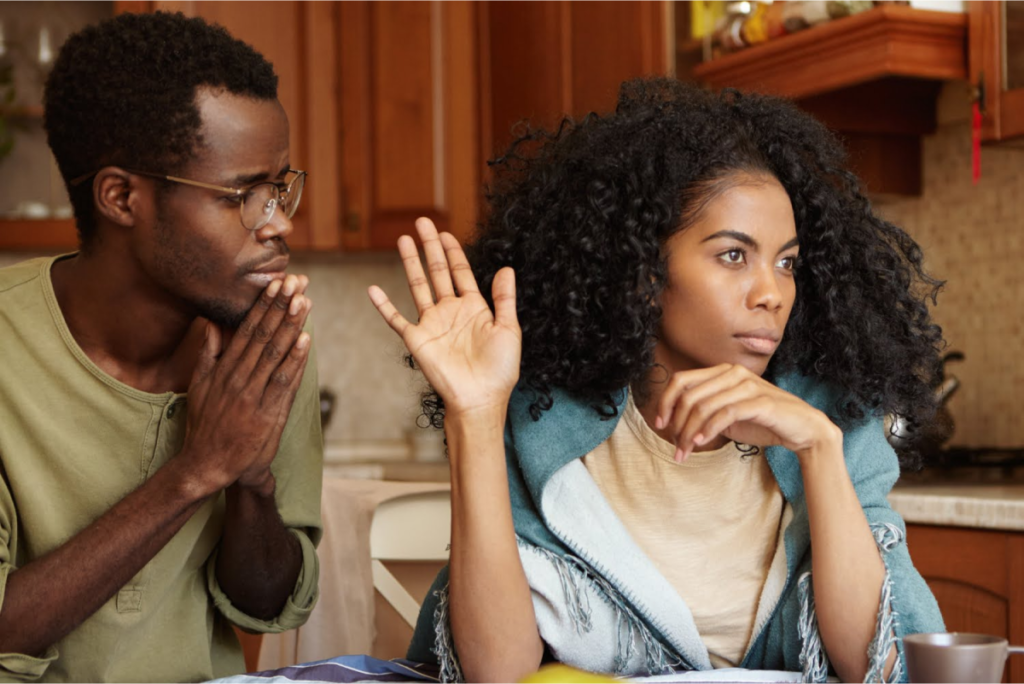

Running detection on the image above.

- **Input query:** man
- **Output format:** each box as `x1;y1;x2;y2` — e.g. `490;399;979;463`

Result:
0;11;322;682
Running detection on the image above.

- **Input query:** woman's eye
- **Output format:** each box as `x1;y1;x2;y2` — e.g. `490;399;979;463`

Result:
777;255;797;271
719;249;745;264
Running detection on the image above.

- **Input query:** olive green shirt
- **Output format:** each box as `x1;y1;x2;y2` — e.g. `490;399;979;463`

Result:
0;256;324;682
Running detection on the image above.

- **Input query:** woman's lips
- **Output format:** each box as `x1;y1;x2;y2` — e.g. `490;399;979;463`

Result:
734;334;780;355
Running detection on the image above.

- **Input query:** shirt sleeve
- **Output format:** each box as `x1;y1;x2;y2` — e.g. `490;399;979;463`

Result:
0;465;60;681
206;326;325;633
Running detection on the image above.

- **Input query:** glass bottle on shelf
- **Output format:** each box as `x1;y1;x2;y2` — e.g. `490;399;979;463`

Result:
714;1;754;54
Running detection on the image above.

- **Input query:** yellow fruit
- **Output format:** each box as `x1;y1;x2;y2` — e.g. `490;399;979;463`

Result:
519;663;618;683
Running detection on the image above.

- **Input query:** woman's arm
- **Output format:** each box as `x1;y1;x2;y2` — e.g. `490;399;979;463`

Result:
369;218;542;682
654;364;893;682
446;409;544;682
799;432;895;682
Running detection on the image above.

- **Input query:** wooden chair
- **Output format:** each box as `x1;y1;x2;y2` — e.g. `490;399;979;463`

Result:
369;490;452;628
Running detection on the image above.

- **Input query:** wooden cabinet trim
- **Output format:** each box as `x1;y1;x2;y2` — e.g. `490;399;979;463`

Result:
693;5;967;100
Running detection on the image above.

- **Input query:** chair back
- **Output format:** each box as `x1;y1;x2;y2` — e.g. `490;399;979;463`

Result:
369;490;451;627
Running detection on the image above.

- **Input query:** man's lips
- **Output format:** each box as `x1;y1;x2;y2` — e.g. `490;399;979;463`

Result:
734;329;781;355
246;256;290;285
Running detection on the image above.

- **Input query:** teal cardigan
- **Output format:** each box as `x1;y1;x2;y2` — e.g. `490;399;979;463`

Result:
408;373;944;682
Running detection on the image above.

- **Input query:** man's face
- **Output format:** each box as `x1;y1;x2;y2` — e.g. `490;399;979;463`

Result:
133;87;293;328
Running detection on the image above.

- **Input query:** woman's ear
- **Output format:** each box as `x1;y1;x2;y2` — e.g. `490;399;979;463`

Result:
92;167;137;228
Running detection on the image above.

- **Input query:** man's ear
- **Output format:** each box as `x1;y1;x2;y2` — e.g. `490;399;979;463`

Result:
93;167;139;228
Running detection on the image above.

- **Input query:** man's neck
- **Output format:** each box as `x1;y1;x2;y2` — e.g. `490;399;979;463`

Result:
50;250;205;394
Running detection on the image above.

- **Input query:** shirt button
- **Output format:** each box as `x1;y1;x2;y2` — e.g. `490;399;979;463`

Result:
166;403;177;419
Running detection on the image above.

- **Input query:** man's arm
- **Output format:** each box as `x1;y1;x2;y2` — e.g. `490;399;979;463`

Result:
0;279;312;658
215;484;303;621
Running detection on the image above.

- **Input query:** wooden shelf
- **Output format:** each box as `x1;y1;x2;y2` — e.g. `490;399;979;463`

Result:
692;5;967;99
0;105;45;119
0;218;77;251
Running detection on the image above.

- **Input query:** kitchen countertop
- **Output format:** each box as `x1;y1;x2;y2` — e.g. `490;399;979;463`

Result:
889;479;1024;532
321;457;1024;531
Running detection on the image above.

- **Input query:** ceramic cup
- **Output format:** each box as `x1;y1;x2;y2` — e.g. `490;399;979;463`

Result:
904;632;1024;683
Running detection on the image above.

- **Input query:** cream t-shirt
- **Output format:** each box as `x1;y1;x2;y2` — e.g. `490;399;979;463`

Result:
583;392;785;668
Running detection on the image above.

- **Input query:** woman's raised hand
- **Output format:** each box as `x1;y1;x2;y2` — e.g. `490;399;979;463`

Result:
368;217;522;417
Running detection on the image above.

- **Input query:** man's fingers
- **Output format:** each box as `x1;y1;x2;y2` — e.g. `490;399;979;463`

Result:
231;277;303;385
368;285;411;336
415;217;455;301
248;297;311;390
491;267;518;329
261;330;312;409
188;322;221;407
399;235;435;315
216;277;286;373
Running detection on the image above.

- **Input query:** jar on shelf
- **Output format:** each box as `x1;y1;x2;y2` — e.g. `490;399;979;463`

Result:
713;1;755;53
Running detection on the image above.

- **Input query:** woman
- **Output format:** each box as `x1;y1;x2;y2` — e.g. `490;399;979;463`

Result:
368;79;945;683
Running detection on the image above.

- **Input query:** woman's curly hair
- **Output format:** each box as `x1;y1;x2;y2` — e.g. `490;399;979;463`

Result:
419;78;944;468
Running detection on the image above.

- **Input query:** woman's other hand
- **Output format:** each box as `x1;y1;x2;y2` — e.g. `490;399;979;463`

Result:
368;217;522;417
655;363;842;462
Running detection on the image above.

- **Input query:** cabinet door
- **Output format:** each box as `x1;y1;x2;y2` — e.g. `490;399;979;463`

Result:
339;1;483;250
485;1;669;156
905;524;1024;683
156;1;341;250
970;1;1024;142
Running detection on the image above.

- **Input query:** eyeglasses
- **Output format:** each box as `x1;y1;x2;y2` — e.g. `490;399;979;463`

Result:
69;167;307;232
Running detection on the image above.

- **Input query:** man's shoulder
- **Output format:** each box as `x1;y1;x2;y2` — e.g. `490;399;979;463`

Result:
0;256;49;296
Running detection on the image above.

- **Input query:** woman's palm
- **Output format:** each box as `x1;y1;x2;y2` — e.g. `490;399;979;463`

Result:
403;285;521;414
369;218;522;416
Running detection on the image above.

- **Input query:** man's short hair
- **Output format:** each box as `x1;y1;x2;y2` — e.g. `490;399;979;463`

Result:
44;11;278;246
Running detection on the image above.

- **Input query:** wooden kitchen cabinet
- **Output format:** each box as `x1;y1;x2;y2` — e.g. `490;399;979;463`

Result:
485;1;671;158
1;1;674;251
0;1;486;251
161;1;485;250
906;524;1024;683
690;5;968;196
969;1;1024;143
0;1;130;251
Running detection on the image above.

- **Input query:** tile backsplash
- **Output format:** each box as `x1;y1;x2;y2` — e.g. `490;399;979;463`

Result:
878;82;1024;448
3;81;1021;450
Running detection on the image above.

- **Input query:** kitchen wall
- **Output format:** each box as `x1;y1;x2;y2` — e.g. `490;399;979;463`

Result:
879;81;1024;448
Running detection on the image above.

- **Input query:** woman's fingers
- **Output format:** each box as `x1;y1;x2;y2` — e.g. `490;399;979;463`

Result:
491;267;518;329
439;231;480;296
656;364;734;430
368;285;412;336
398;235;436;315
671;381;762;461
416;217;456;301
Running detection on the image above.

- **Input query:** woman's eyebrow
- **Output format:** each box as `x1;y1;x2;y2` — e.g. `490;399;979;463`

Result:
701;230;757;247
778;237;799;253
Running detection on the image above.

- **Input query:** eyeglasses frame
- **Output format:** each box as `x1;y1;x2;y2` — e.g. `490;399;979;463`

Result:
68;167;308;231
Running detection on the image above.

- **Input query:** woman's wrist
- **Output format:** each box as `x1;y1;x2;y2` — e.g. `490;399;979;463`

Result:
794;414;844;464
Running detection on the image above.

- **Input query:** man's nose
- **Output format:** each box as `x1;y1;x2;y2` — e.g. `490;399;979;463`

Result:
255;204;294;242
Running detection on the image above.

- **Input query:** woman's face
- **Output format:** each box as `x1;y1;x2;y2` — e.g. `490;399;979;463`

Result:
655;173;798;378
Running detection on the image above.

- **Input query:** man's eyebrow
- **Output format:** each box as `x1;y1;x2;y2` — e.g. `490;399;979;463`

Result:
229;164;291;187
